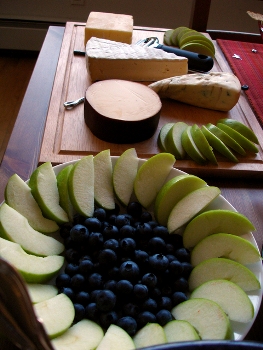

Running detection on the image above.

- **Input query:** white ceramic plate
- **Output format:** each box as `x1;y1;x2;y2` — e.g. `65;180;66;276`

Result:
51;157;263;341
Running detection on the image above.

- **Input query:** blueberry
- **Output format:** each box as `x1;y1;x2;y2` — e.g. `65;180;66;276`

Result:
181;262;193;278
135;223;152;238
175;248;191;262
141;273;157;288
172;291;188;306
117;316;137;336
149;287;162;301
74;303;85;322
161;284;173;297
149;254;169;271
88;273;104;289
103;238;119;252
172;277;189;293
127;202;143;219
148;237;166;254
107;267;120;280
88;232;104;250
85;302;100;321
116;280;133;295
133;283;148;300
115;214;130;229
93;208;107;221
104;279;117;292
156;309;173;326
108;214;117;225
103;225;119;239
59;287;75;301
65;248;80;263
56;273;71;288
59;222;72;239
122;302;140;317
140;211;152;223
137;311;156;328
119;225;136;238
166;243;175;255
119;238;136;256
147;220;159;229
119;261;140;281
166;254;177;263
158;296;172;310
98;249;117;266
134;250;149;267
152;225;169;240
142;298;158;313
84;217;102;232
75;291;90;306
96;290;116;312
70;273;85;290
90;289;101;302
169;259;183;277
79;259;93;276
100;311;118;329
70;224;89;243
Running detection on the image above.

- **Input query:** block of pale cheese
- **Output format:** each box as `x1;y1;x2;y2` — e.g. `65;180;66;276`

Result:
84;79;162;143
86;37;188;82
84;12;133;46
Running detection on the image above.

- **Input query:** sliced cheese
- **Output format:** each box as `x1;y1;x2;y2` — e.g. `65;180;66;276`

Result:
84;12;133;46
149;72;241;111
84;79;162;143
86;37;188;82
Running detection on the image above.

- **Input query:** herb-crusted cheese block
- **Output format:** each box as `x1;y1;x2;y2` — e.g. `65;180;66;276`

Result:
149;72;241;111
86;37;188;82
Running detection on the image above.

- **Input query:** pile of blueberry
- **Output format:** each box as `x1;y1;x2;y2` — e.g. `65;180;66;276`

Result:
56;201;192;336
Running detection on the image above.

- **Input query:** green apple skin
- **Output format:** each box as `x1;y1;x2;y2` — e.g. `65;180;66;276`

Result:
29;162;69;224
0;237;64;283
154;174;207;226
217;118;259;144
34;293;75;339
188;257;260;292
4;173;59;233
167;186;221;234
181;126;207;165
133;323;166;348
68;156;94;218
51;319;104;350
165;122;188;159
0;203;64;256
191;124;217;165
134;153;175;209
180;42;215;58
190;279;254;323
94;149;115;210
191;233;261;267
26;284;58;304
206;123;246;155
57;164;75;223
171;298;233;340
163;29;174;46
163;320;200;342
113;148;139;206
183;209;255;250
171;27;190;46
201;125;238;163
217;123;259;153
97;324;135;350
157;123;174;152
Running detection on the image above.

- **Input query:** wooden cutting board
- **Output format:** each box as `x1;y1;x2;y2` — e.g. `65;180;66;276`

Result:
39;22;263;178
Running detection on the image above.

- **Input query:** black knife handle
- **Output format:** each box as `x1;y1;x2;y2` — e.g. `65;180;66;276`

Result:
156;44;214;72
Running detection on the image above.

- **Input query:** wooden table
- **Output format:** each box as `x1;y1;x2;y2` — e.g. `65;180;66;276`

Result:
1;23;263;345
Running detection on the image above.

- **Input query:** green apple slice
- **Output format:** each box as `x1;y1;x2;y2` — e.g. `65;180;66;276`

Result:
217;118;259;144
34;293;75;339
94;150;115;210
164;320;200;342
163;29;174;46
167;186;221;233
170;27;191;46
183;209;255;249
26;284;58;304
0;203;64;256
165;122;188;159
29;162;69;224
201;125;238;162
157;123;174;152
191;124;217;165
57;164;75;223
68;155;94;217
97;324;135;350
171;298;232;340
133;323;166;348
4;173;59;233
206;123;246;155
178;30;205;46
188;257;260;292
181;125;207;164
180;37;215;55
180;42;215;57
190;279;254;323
113;148;139;206
0;237;64;283
134;153;175;208
191;233;261;267
154;174;207;226
52;319;104;350
217;123;259;153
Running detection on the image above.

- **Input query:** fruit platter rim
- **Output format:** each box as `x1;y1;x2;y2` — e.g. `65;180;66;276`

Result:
51;156;263;342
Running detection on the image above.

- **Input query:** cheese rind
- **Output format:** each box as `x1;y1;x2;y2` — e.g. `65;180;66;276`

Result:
149;72;241;111
86;37;188;82
84;12;133;46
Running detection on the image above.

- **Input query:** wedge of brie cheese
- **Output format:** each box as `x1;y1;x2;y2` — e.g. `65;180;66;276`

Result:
86;37;188;82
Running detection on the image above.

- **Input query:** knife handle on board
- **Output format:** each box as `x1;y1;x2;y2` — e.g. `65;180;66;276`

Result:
156;44;214;72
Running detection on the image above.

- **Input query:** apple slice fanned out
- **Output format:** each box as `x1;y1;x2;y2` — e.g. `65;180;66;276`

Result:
4;173;59;233
191;233;261;267
96;324;135;350
133;323;166;348
34;293;75;339
94;149;115;210
0;237;64;283
113;148;139;206
134;153;175;208
163;320;200;342
51;319;104;350
29;162;69;224
26;283;58;304
183;209;256;249
0;203;64;256
188;258;260;292
190;279;254;323
171;298;233;340
57;164;75;223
